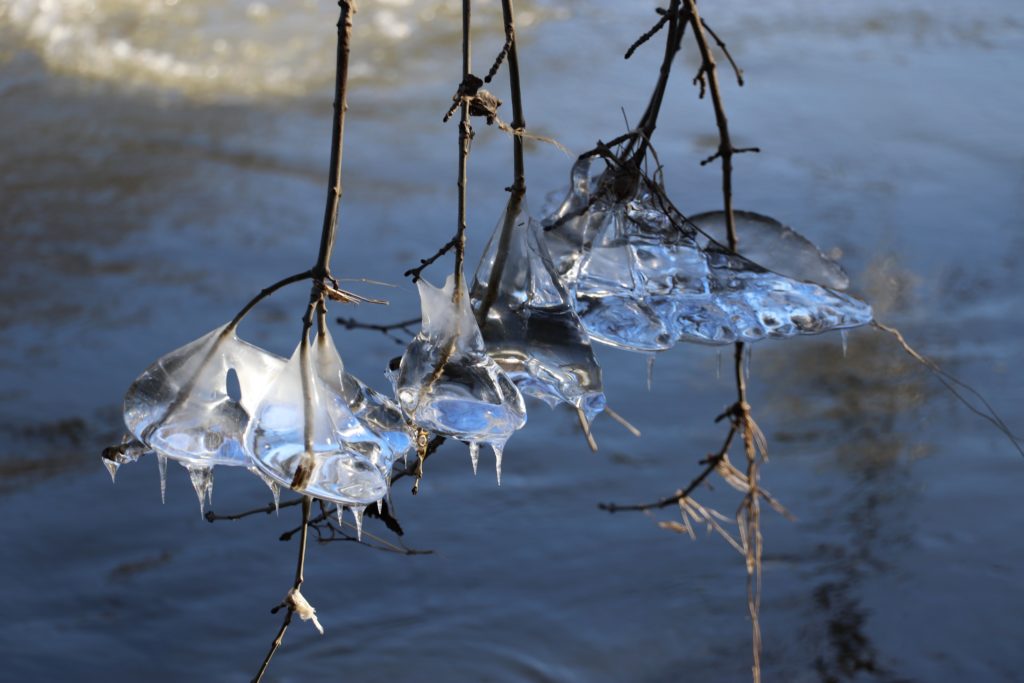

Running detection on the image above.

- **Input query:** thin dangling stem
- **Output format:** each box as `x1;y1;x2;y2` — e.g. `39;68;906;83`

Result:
313;0;356;281
251;495;312;683
451;0;473;303
474;0;528;325
627;0;686;166
682;1;762;680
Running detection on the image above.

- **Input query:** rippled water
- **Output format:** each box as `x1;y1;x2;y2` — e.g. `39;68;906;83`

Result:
1;1;1023;681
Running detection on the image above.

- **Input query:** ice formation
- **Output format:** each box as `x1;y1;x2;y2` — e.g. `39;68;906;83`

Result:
122;324;287;510
472;200;606;425
392;274;527;481
686;210;850;290
246;331;388;506
313;325;414;477
543;159;873;349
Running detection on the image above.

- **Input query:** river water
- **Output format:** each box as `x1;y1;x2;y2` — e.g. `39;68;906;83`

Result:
1;1;1022;681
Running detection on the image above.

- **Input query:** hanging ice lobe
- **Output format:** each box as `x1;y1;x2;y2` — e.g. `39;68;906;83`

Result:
471;200;606;425
123;324;285;468
313;325;414;476
688;210;850;290
392;275;527;474
246;334;388;506
542;160;874;349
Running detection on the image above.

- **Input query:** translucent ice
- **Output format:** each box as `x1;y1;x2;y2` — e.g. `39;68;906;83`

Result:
472;200;606;425
313;325;414;475
246;333;388;506
392;274;526;477
542;161;873;348
100;436;147;484
123;324;285;468
688;210;850;290
693;244;874;342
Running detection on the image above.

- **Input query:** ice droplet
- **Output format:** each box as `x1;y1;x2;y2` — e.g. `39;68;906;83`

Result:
471;198;606;424
469;441;480;475
841;329;849;358
158;452;168;504
187;465;213;516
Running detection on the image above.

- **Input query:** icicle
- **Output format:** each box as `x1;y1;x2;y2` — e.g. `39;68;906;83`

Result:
469;442;480;475
744;345;752;381
187;465;213;516
491;442;504;486
376;498;383;515
841;329;849;358
716;350;722;379
158;452;168;503
335;504;345;527
103;458;120;484
350;504;365;541
248;467;281;513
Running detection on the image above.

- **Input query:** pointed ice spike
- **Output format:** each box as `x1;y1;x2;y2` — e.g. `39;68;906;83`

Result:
103;458;120;484
469;442;480;475
336;504;345;527
350;504;366;541
249;467;281;513
716;350;722;380
841;329;849;358
491;442;504;486
187;465;213;517
158;452;168;503
376;497;383;515
646;354;655;391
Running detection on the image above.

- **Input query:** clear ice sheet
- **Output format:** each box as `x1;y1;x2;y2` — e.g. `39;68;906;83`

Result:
472;200;606;424
123;324;285;467
688;209;850;290
392;274;527;457
246;334;388;506
542;162;874;349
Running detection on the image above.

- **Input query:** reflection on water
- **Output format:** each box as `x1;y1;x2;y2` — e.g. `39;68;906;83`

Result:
1;0;1023;681
0;0;563;98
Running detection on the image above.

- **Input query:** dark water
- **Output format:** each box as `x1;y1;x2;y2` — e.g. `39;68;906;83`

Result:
1;1;1023;681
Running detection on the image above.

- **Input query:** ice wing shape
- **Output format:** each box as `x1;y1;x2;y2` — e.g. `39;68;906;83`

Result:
695;245;873;342
688;210;850;290
246;336;388;506
392;274;527;477
472;200;606;424
313;325;414;474
123;324;285;467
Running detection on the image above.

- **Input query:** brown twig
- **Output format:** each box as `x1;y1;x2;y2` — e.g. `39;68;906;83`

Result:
474;0;528;325
251;496;312;683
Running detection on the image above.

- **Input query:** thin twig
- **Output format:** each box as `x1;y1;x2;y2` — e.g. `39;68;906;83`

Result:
404;236;458;282
251;496;312;683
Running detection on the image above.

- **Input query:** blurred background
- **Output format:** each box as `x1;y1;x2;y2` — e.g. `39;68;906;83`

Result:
1;0;1022;681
